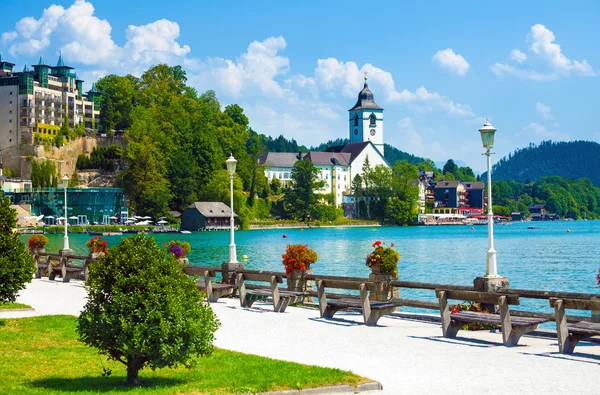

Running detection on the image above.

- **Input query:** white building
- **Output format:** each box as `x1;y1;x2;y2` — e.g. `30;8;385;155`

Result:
259;78;390;208
0;53;100;155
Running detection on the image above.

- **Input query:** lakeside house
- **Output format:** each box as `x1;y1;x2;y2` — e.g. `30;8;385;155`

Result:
181;202;237;231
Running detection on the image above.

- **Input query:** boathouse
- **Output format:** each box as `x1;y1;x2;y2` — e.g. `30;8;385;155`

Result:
180;202;237;231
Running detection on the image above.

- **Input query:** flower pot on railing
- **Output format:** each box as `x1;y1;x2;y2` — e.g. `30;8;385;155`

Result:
29;247;45;255
365;241;400;302
286;268;314;293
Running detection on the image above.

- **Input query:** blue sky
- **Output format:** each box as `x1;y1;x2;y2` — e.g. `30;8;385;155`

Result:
2;0;599;172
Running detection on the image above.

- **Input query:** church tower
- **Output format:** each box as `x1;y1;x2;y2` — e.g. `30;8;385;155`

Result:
348;73;384;156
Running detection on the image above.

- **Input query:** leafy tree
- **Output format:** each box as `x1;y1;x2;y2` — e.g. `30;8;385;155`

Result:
224;104;249;129
270;177;282;195
385;197;414;225
442;159;459;175
285;159;325;221
0;191;36;303
96;74;137;131
78;234;220;385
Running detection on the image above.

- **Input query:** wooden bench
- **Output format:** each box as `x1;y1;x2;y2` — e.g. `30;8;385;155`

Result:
195;269;236;302
550;297;600;354
317;279;399;326
436;289;548;346
237;272;307;313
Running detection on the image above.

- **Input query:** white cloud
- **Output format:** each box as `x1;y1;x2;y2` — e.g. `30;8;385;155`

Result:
536;102;554;120
1;0;189;68
124;19;190;63
394;117;448;159
3;4;64;55
57;0;119;65
510;49;527;64
522;122;569;141
492;24;595;80
314;58;473;117
187;36;290;99
432;48;470;76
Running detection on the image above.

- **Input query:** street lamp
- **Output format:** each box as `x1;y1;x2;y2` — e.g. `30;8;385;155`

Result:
479;120;497;277
62;174;70;251
225;155;238;264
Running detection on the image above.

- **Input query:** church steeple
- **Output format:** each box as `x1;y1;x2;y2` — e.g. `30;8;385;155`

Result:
348;74;385;156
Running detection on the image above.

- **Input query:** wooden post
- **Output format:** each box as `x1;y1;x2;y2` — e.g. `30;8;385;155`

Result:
270;276;280;310
359;283;371;325
498;296;513;346
438;290;451;337
554;299;568;354
203;270;213;301
317;280;327;317
237;273;246;307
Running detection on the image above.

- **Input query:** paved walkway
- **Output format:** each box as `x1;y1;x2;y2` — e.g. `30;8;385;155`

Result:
4;279;600;394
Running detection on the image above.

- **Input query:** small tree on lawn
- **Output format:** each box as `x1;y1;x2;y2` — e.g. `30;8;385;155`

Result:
77;234;220;385
0;191;36;303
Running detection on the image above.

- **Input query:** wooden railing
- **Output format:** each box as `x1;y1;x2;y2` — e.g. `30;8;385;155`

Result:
31;250;97;282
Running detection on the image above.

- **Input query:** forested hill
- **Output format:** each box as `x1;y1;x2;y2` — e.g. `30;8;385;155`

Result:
309;139;426;166
489;141;600;186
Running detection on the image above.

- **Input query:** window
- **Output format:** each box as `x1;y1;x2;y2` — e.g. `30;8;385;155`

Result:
9;100;12;105
9;130;11;133
344;175;347;181
9;110;12;114
9;91;12;95
325;174;328;179
369;113;376;126
9;139;12;142
353;114;358;126
9;119;11;123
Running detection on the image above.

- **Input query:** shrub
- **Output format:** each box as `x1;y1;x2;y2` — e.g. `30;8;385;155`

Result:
0;192;36;303
282;244;318;275
78;234;219;385
28;234;49;249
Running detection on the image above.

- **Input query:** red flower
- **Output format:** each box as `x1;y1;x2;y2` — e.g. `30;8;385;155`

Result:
372;240;382;247
451;308;458;314
390;243;395;247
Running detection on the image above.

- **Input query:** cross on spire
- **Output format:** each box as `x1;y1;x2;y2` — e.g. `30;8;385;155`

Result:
364;71;368;82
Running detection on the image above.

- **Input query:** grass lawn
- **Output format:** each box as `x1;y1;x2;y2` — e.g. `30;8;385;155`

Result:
0;302;32;310
0;315;367;394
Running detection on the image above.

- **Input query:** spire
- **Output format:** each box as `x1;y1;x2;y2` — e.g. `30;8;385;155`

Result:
90;83;98;92
38;55;44;65
57;51;65;67
364;71;368;88
0;52;4;62
23;62;28;72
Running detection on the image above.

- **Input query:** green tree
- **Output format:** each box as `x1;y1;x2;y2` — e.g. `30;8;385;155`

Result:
0;192;36;303
285;159;325;221
78;235;220;385
224;104;249;129
100;95;117;133
96;74;137;130
442;159;458;175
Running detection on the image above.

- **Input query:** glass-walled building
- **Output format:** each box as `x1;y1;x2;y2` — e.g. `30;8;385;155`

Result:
4;187;127;225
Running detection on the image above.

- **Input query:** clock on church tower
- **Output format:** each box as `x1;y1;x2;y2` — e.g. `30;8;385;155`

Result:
348;73;385;156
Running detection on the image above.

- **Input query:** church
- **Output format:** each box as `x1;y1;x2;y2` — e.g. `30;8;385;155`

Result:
259;76;389;207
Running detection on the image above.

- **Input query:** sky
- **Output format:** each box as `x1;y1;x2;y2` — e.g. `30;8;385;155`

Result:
1;0;599;172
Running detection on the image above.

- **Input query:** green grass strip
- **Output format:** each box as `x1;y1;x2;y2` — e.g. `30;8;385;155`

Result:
0;315;366;394
0;302;32;310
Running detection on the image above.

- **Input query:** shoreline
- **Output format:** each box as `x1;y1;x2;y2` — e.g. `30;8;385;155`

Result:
248;223;381;230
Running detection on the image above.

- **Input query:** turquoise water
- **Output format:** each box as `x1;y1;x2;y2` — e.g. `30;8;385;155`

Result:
27;221;599;316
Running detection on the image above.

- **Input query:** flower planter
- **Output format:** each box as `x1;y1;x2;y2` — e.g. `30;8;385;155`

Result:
286;268;314;292
29;247;45;255
368;273;398;302
369;262;381;275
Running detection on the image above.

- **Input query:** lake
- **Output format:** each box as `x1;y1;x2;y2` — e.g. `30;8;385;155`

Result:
28;220;599;316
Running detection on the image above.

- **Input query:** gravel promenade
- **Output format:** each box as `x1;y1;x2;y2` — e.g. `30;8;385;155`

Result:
4;278;600;394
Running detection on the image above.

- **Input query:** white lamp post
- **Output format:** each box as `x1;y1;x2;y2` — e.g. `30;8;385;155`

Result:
62;174;70;251
479;120;498;277
226;155;238;264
